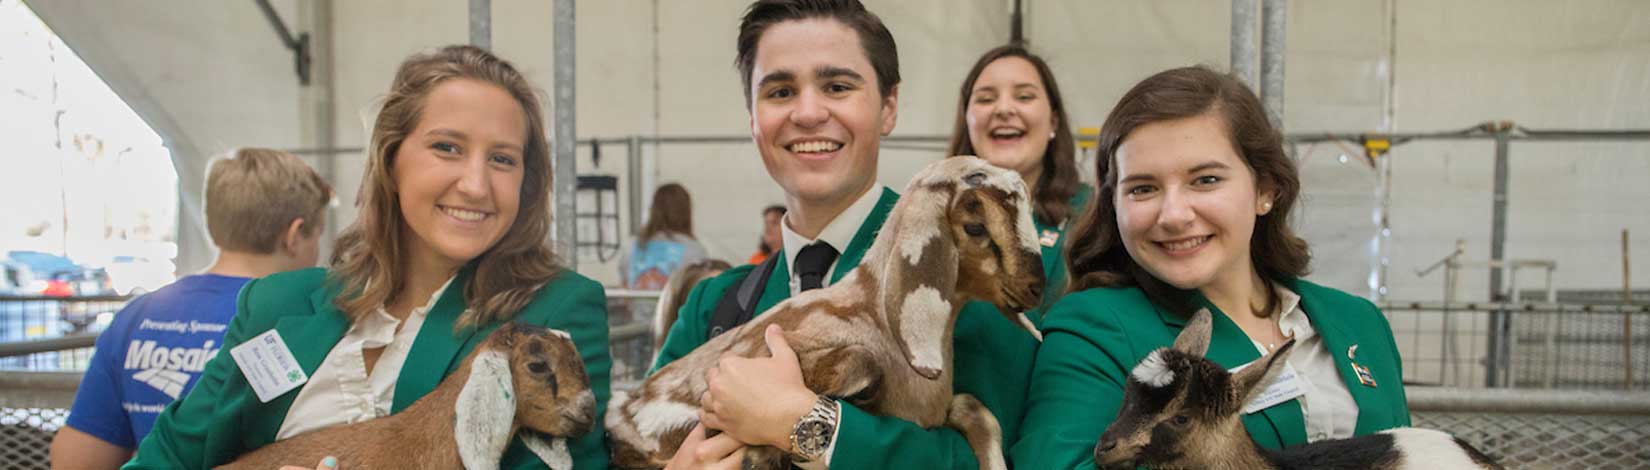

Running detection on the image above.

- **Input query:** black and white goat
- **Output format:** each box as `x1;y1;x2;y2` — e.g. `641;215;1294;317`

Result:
606;157;1047;470
1094;308;1504;470
221;323;595;470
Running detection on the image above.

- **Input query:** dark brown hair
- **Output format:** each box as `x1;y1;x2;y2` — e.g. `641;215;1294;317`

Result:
758;204;786;255
735;0;900;107
1065;65;1309;317
947;44;1080;227
330;45;559;327
639;183;694;243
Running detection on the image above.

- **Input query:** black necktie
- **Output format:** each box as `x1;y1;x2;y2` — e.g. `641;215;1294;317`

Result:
795;242;840;291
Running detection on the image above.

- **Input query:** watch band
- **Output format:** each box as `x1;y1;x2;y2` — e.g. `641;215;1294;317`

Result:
790;395;840;461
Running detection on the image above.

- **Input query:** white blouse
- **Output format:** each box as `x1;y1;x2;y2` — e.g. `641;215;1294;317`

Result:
275;276;455;440
1247;287;1360;442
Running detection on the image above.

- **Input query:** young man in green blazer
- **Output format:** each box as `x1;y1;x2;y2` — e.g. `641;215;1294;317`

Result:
1012;66;1410;469
651;2;1039;468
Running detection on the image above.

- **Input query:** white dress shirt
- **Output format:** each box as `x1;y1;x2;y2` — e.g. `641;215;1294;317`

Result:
1247;286;1360;442
276;276;455;440
778;184;886;296
775;183;884;468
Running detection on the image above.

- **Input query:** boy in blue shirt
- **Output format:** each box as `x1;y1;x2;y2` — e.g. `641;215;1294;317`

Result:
51;148;331;469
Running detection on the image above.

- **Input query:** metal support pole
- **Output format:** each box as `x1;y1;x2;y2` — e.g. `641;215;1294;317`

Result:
1625;230;1634;389
1260;0;1286;130
627;136;643;236
1009;0;1024;45
1230;0;1259;90
553;0;577;267
470;0;491;50
1485;133;1511;387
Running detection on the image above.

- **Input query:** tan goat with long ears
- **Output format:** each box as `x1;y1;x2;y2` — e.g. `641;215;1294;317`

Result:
606;157;1047;470
219;323;597;470
1096;308;1504;470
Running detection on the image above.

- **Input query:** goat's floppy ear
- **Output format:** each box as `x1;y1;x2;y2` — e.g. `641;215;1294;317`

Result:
523;432;572;470
1230;339;1297;412
1172;308;1214;357
881;183;960;381
455;347;516;470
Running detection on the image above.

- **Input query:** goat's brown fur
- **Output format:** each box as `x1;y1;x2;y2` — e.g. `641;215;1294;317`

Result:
220;323;594;470
606;157;1045;470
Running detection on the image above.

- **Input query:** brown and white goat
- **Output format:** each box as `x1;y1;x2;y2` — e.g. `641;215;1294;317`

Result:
220;323;596;470
1095;309;1504;470
606;157;1047;470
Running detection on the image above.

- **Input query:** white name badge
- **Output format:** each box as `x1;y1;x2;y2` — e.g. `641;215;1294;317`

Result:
1229;361;1306;414
230;330;309;403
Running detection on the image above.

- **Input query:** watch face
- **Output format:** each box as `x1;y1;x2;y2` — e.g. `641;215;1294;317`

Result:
798;420;833;455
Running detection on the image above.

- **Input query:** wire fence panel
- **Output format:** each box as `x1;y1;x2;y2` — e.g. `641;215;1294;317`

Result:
0;296;128;372
0;407;65;470
1384;302;1650;389
1412;411;1650;470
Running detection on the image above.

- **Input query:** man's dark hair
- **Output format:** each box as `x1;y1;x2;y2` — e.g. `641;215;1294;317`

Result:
735;0;900;107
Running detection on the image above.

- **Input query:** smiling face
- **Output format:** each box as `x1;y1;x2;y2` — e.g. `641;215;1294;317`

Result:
965;56;1055;183
748;18;897;207
1112;110;1273;293
393;78;527;272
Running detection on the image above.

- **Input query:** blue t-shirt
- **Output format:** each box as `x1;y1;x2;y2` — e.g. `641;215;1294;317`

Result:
65;274;249;448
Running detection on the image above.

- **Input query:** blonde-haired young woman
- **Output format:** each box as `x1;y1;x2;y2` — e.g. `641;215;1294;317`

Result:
126;45;612;470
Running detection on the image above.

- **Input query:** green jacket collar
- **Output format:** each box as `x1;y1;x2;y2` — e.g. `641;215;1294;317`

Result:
253;266;482;444
755;187;898;314
1152;278;1385;447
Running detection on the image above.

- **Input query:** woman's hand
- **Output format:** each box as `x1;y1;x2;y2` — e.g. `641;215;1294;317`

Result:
700;324;817;451
277;455;337;470
665;424;746;470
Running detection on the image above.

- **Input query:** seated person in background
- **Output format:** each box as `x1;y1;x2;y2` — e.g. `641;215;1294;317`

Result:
747;204;786;264
652;259;732;354
52;148;331;470
621;183;707;291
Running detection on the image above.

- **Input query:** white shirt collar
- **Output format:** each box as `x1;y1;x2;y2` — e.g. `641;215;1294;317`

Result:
779;184;885;291
1274;285;1314;341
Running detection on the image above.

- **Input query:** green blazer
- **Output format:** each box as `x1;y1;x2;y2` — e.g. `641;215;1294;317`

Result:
1010;278;1410;470
123;267;613;470
652;187;1040;470
1028;184;1094;324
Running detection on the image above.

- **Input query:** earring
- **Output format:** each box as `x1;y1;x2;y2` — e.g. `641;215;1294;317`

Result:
1261;201;1273;214
1049;131;1056;140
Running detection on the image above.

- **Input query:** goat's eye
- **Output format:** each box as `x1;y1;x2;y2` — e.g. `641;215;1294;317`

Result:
964;223;987;237
526;361;550;374
1171;415;1191;427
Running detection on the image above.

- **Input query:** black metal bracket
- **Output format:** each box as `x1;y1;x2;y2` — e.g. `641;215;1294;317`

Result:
255;0;312;85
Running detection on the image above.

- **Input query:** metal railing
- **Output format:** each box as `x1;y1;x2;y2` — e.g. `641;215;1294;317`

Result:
1383;301;1650;390
0;295;129;371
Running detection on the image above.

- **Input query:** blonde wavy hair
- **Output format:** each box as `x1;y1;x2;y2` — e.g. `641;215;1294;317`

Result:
330;45;559;327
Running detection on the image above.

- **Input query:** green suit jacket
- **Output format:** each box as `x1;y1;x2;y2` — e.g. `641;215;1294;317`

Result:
1010;278;1410;469
123;267;612;470
652;187;1040;470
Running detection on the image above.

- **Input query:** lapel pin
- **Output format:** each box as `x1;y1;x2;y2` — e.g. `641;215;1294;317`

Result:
1348;344;1377;388
1039;229;1060;247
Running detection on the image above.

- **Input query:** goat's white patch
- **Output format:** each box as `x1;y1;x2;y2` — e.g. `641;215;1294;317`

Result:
1382;428;1485;469
897;192;947;265
455;348;515;470
1131;349;1176;388
523;435;573;470
899;286;952;377
634;399;700;438
549;328;572;340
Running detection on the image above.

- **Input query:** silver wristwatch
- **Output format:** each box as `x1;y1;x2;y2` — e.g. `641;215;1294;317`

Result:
790;395;840;462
